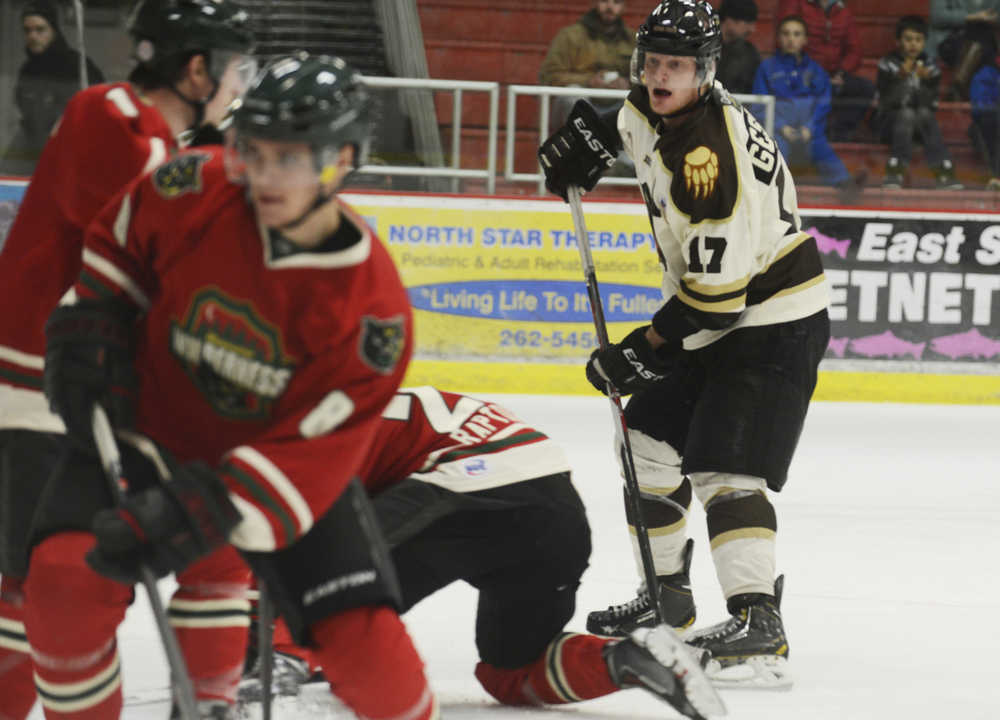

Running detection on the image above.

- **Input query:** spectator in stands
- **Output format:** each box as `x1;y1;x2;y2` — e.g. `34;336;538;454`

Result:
716;0;761;94
969;53;1000;187
539;0;633;173
877;16;962;189
0;0;104;176
928;0;1000;100
777;0;875;141
753;15;859;194
539;0;632;92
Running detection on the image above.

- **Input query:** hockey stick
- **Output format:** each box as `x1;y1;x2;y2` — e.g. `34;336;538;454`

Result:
257;582;274;720
566;185;664;624
90;405;200;720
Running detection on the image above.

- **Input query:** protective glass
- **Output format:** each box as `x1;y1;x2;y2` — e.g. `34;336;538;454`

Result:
205;52;259;130
224;134;341;191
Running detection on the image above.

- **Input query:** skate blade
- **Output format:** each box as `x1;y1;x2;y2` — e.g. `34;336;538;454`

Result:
706;655;793;690
237;681;337;719
648;626;728;716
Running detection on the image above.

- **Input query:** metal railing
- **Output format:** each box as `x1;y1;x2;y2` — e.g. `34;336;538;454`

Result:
504;85;776;194
357;76;500;194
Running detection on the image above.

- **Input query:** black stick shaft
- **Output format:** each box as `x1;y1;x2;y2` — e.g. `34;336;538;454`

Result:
566;185;664;624
91;405;200;720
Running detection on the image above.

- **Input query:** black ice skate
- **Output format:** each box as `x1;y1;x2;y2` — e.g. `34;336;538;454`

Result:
685;575;791;689
237;650;318;704
604;624;726;720
587;539;696;636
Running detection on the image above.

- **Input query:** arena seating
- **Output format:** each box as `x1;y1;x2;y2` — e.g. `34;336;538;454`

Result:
416;0;1000;207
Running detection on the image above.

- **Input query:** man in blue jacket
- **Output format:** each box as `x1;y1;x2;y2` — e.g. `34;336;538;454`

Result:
752;15;855;192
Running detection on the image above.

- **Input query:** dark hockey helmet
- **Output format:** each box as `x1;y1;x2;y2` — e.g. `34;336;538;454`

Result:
233;52;374;172
630;0;723;86
128;0;255;83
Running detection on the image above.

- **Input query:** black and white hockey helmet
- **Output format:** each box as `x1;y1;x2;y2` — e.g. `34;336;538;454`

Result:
233;52;374;172
630;0;723;86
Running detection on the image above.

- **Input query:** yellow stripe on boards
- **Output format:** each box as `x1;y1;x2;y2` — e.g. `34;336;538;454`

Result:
404;360;1000;405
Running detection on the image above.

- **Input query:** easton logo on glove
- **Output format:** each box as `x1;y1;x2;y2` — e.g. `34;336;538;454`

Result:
573;117;617;168
622;348;666;381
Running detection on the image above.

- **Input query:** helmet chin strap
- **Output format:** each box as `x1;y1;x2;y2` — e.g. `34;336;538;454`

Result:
276;189;335;233
170;73;223;140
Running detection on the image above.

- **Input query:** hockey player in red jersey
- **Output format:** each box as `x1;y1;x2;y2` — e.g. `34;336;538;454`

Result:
0;1;255;718
242;387;724;720
40;52;438;720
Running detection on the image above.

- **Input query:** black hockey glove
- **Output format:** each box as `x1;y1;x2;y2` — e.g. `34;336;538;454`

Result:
87;452;241;585
44;301;137;450
586;326;677;396
538;99;621;201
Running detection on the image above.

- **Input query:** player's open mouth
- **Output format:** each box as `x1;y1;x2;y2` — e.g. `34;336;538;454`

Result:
653;88;672;98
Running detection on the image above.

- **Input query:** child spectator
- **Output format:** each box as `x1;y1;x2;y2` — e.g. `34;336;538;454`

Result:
877;15;962;189
752;15;857;193
969;55;1000;187
777;0;875;141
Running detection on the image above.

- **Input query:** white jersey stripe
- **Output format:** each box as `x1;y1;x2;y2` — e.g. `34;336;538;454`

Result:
229;446;314;536
228;494;277;552
0;345;44;370
82;248;151;310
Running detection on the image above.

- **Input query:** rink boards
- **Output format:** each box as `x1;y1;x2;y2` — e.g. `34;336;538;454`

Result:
2;179;998;403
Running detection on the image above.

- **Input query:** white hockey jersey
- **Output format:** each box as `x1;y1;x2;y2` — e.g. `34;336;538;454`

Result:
617;83;830;350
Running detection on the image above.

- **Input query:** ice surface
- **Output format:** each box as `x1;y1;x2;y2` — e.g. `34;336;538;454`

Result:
26;397;1000;719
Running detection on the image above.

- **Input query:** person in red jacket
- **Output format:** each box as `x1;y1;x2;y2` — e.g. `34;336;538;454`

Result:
776;0;876;141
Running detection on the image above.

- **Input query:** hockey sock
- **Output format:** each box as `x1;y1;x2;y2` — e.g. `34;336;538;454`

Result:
705;489;777;599
627;477;692;575
0;576;36;720
310;606;437;720
170;546;251;703
22;532;131;720
474;633;617;705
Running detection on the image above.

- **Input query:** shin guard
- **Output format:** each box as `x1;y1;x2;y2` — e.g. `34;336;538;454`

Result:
475;633;617;706
0;576;36;720
310;606;436;720
22;533;130;720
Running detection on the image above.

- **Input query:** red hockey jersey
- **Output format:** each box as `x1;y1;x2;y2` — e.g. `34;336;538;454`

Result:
362;387;571;495
0;82;174;431
74;149;412;552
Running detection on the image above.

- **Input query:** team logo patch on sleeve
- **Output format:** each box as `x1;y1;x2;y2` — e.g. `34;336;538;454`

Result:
152;152;210;198
359;315;406;374
684;146;719;199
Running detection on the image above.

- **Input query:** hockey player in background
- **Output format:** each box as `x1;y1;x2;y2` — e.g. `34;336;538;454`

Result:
537;0;830;688
240;386;724;720
0;1;256;717
35;52;440;720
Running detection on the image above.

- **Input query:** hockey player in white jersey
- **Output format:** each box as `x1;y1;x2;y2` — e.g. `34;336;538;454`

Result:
538;0;830;688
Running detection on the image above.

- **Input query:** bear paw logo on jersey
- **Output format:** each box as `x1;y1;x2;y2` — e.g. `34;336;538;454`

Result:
683;146;719;199
152;152;211;198
170;289;296;420
359;315;406;375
